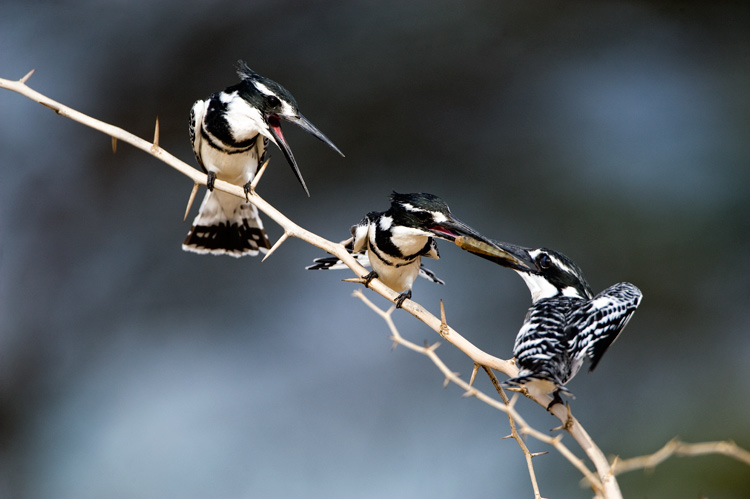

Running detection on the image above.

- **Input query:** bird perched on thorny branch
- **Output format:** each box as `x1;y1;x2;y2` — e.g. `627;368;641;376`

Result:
456;236;642;407
307;192;496;308
183;60;343;257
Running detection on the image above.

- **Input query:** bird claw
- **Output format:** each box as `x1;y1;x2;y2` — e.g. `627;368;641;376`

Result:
206;171;216;191
546;390;565;411
243;180;253;202
394;291;412;309
363;271;378;288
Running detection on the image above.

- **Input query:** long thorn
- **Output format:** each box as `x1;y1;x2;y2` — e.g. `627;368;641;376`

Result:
20;69;35;83
183;183;200;221
262;232;289;262
111;136;118;154
469;363;480;387
249;157;272;192
342;277;367;284
151;116;160;151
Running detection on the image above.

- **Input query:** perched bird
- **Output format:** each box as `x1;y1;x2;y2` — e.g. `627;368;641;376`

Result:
183;60;344;257
307;192;494;307
456;237;642;406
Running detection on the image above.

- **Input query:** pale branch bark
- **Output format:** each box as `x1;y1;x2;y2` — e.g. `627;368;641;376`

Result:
612;437;750;476
353;290;602;498
484;365;545;499
0;69;620;498
3;70;748;498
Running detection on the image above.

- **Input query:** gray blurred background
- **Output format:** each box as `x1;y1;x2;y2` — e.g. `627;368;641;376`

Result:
1;1;749;497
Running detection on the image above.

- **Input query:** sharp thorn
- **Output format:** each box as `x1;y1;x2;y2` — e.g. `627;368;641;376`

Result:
342;277;367;284
461;389;477;398
183;183;200;221
388;336;399;350
111;136;118;154
20;69;35;83
262;232;289;262
249;156;271;192
469;363;480;387
151;116;160;150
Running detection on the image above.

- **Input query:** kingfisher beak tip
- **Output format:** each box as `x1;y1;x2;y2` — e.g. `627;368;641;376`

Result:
287;114;344;157
455;237;535;272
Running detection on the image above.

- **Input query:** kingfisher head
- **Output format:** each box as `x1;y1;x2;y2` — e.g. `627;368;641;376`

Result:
455;237;593;303
227;61;344;196
387;192;497;244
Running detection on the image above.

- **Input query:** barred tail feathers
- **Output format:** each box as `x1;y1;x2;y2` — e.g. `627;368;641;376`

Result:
182;189;271;257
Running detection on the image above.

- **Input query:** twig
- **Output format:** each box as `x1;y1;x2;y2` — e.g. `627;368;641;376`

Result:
613;437;750;475
0;69;617;498
5;69;748;498
484;366;545;499
353;290;604;497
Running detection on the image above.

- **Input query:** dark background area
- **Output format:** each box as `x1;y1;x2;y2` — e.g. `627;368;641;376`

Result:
1;1;749;497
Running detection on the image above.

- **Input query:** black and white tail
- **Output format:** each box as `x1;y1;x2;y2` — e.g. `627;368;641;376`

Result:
183;189;271;258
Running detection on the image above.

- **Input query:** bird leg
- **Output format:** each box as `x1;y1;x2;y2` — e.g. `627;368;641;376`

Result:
394;290;412;309
546;389;565;411
363;270;379;287
206;171;216;191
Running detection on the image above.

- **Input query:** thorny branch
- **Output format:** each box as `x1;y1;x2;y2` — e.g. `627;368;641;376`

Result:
354;289;604;497
3;70;749;498
613;437;750;476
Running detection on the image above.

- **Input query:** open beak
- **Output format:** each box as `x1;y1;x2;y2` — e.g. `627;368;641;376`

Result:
267;113;344;197
454;236;537;273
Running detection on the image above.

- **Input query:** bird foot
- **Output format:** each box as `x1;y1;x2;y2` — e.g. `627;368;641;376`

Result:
546;390;565;411
394;290;412;309
206;171;216;191
243;180;253;202
550;402;574;432
362;271;379;288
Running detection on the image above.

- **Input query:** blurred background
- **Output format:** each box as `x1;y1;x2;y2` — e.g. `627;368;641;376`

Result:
1;1;749;497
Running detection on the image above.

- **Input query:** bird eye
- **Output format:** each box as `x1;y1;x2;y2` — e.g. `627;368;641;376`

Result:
538;253;552;269
265;95;281;108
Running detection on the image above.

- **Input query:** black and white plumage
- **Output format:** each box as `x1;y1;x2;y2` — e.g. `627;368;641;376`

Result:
307;192;493;308
456;238;642;404
183;60;343;257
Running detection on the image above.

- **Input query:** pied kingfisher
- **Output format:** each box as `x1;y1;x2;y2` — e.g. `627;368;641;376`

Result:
183;60;344;257
307;192;494;308
456;237;642;406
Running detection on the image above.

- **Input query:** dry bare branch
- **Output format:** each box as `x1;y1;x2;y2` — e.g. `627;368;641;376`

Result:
613;437;750;475
353;290;604;498
0;70;614;498
4;69;749;499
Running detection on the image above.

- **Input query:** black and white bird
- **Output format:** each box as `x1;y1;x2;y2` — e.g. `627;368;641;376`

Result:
456;237;642;405
307;192;494;308
183;60;343;257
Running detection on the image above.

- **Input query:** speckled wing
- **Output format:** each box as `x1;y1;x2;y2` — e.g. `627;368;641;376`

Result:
568;282;642;372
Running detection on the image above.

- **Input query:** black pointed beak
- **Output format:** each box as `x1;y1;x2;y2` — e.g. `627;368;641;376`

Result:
267;113;344;197
454;236;537;273
285;113;344;157
427;216;491;243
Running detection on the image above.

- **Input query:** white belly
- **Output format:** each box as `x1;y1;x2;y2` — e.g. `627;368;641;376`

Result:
368;249;421;293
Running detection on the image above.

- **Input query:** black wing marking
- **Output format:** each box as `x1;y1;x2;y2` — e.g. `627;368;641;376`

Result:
569;282;642;371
